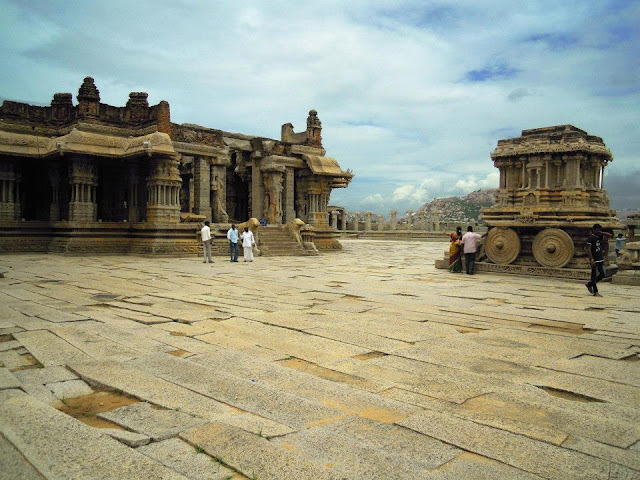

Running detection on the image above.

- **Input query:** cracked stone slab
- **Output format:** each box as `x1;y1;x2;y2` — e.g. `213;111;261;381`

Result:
399;409;612;480
69;359;239;420
46;379;94;400
98;402;209;441
271;415;460;479
21;383;63;407
0;368;20;390
127;353;347;430
0;350;32;369
13;365;78;385
0;340;21;352
0;434;46;480
180;422;337;480
0;395;190;480
137;438;238;480
13;330;92;367
95;428;151;447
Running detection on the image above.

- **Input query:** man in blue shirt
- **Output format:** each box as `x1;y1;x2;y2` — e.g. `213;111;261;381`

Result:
227;224;239;262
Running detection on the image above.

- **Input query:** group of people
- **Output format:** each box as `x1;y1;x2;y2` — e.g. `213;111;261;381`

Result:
200;221;256;263
448;223;627;297
448;226;486;275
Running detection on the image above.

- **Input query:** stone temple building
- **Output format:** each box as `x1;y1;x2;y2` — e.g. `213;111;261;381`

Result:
0;77;352;254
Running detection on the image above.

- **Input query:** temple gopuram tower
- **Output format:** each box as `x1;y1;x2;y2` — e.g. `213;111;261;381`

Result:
479;125;623;278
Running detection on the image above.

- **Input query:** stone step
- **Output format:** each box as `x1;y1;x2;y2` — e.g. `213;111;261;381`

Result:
0;393;189;480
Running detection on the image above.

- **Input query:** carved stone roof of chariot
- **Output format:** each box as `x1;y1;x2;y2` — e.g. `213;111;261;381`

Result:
491;124;612;160
302;154;352;177
0;128;176;159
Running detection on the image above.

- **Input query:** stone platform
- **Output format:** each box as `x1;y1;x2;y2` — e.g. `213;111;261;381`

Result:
0;239;639;479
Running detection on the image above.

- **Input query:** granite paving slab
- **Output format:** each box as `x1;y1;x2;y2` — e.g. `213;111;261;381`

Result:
13;330;92;367
271;415;460;479
0;395;189;480
180;422;337;480
21;383;63;407
46;379;94;400
13;365;78;385
127;353;346;429
562;435;640;471
98;402;210;441
0;340;21;352
49;324;141;362
69;359;239;420
0;368;20;390
96;428;152;447
399;409;613;480
0;350;32;369
0;433;46;480
137;438;239;480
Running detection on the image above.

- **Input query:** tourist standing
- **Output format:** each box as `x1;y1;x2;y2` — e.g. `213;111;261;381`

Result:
615;233;626;256
227;224;239;262
240;227;256;262
200;221;213;263
586;224;613;296
461;226;486;274
449;233;462;273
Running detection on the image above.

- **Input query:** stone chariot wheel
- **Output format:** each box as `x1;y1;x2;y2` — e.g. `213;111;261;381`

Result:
532;228;574;268
485;227;520;265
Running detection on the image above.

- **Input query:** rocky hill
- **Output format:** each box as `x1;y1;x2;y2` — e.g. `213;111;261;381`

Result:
417;189;497;222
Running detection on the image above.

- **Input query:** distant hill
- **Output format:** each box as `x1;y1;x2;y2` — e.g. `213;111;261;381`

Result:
417;189;497;222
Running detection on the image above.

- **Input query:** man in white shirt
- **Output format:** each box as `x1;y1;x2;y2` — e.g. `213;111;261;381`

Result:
461;226;486;274
227;224;239;262
200;221;213;263
240;227;255;262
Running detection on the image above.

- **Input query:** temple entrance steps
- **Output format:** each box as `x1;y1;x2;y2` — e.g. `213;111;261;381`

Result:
255;225;310;256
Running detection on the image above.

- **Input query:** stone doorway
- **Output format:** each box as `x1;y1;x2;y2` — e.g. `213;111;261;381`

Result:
226;152;250;222
20;160;50;221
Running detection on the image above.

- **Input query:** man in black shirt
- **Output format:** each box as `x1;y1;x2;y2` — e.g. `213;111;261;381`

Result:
585;223;613;296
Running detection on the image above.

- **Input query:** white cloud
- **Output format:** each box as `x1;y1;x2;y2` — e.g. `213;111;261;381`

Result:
1;0;638;212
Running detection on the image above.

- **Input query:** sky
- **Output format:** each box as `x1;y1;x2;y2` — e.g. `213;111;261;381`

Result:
1;0;639;214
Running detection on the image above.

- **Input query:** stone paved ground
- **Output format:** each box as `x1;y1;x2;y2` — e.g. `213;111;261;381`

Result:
0;239;639;480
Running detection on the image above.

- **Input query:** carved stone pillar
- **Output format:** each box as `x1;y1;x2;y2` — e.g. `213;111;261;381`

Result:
364;211;372;231
0;159;18;222
261;164;285;224
48;162;62;222
283;167;295;223
406;210;413;230
68;156;98;223
211;163;229;223
251;161;264;219
433;209;441;232
192;156;211;219
341;210;347;231
390;210;397;231
378;215;385;231
146;156;181;223
127;160;143;223
330;210;339;230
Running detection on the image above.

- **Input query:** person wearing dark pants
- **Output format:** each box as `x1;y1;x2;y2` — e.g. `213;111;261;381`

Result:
227;224;239;262
585;223;613;296
461;226;487;275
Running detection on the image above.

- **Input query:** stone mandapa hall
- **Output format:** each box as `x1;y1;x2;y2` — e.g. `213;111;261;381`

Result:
0;77;353;254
